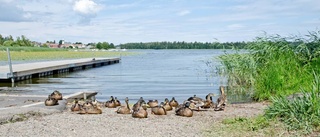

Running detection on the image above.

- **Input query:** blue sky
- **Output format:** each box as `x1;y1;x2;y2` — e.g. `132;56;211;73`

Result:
0;0;319;45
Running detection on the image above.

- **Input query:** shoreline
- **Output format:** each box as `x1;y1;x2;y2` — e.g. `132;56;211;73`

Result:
0;92;268;136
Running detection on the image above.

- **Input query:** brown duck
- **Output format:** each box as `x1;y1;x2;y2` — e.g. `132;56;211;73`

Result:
105;96;116;108
78;105;102;114
116;97;131;114
51;90;63;100
163;98;173;111
151;102;167;115
215;86;227;111
132;107;148;118
71;99;82;111
147;99;158;108
169;97;179;108
175;101;193;117
114;97;121;107
45;95;58;106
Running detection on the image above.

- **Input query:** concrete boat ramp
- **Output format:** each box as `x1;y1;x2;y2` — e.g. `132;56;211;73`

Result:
0;91;98;124
0;57;120;82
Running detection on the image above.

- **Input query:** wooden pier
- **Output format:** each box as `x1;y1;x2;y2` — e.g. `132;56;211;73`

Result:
0;58;120;82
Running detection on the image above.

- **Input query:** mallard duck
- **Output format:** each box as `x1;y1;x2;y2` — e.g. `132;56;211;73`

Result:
147;99;158;108
105;96;116;108
71;98;82;111
175;101;193;117
45;95;58;106
132;106;148;118
187;95;205;111
116;97;131;114
163;98;173;111
202;93;216;109
133;97;147;111
83;101;94;108
151;102;167;115
78;105;102;114
169;97;179;108
215;86;227;111
114;97;121;107
50;90;63;100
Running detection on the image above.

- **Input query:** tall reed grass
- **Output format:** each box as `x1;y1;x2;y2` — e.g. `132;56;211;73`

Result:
264;72;320;133
217;31;320;101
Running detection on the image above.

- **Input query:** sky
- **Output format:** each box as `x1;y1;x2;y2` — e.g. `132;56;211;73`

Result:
0;0;319;45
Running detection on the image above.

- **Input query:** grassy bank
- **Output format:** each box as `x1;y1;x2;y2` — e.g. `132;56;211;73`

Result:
216;31;320;135
218;31;320;101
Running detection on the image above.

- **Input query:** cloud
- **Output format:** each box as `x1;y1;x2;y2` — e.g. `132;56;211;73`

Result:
0;1;32;22
177;10;190;16
73;0;101;17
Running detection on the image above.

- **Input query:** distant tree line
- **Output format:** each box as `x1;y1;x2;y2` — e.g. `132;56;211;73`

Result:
0;34;34;47
0;34;115;50
95;42;115;50
118;41;249;49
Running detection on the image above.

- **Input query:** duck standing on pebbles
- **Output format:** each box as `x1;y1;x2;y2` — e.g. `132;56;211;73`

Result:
215;86;227;111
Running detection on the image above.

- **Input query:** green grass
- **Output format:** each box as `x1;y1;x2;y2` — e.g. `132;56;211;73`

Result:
203;115;300;137
217;31;320;101
0;46;67;52
264;72;320;134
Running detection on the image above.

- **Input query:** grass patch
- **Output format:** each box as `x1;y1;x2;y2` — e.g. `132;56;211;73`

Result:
0;46;67;52
264;72;320;134
203;115;305;137
217;31;320;101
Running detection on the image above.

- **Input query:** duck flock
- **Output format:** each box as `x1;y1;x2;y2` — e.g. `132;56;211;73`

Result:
45;86;227;118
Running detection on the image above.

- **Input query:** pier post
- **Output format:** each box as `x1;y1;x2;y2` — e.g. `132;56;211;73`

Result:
6;48;14;83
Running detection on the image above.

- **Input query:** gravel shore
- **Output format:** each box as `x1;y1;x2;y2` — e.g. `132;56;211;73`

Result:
0;102;268;137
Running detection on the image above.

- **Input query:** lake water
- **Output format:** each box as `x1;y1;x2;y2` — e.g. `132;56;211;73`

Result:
0;49;232;103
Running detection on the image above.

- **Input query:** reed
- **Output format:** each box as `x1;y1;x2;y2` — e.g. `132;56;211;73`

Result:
264;72;320;133
217;31;320;101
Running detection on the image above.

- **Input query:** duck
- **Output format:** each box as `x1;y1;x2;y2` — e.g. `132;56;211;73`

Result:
132;106;148;118
187;95;205;111
151;102;167;115
163;98;173;111
83;100;94;108
50;90;63;100
114;97;121;107
105;96;116;108
215;86;227;111
169;97;179;108
78;105;102;114
175;101;193;117
202;93;216;109
45;95;58;106
71;98;82;111
132;97;147;111
116;97;131;114
147;99;158;108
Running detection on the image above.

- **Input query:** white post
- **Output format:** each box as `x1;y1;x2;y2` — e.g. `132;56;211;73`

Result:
6;48;14;83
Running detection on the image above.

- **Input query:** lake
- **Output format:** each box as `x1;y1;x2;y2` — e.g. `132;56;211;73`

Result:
0;49;232;103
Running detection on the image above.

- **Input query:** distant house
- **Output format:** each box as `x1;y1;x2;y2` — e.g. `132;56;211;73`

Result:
48;43;60;48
